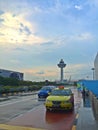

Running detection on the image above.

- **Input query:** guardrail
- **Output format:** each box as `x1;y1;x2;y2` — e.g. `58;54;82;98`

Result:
0;91;38;102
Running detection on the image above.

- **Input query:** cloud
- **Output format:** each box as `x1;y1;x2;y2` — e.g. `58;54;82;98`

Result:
45;32;94;49
74;5;83;10
13;47;26;51
0;12;46;46
71;32;94;41
0;10;4;15
10;59;20;64
66;63;92;78
22;66;57;76
41;41;54;46
0;32;4;36
20;62;93;81
0;0;97;81
19;23;32;35
0;18;4;22
36;71;45;75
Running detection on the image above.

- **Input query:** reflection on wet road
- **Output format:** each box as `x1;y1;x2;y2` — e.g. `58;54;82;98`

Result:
45;110;75;130
7;105;75;130
6;87;82;130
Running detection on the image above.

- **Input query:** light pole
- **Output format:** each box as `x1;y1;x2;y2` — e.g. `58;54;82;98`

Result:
91;68;95;80
57;59;66;83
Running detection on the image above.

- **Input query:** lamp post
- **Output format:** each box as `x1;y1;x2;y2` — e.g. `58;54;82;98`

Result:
91;68;95;80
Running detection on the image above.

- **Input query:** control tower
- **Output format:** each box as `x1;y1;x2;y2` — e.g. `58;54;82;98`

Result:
57;59;66;82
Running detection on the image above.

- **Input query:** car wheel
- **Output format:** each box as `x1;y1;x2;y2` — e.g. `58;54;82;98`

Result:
46;108;50;111
38;97;40;101
70;103;74;111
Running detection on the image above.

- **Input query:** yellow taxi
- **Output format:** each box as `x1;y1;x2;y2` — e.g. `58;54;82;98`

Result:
44;86;74;111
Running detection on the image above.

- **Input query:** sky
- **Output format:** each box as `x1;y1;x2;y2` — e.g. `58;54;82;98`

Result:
0;0;98;81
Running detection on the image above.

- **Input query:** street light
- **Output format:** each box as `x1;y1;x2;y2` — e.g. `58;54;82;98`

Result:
91;68;95;80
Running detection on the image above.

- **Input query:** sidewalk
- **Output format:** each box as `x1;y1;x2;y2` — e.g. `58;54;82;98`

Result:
76;96;98;130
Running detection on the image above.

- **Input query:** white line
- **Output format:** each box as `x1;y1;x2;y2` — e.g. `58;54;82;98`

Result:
0;97;37;107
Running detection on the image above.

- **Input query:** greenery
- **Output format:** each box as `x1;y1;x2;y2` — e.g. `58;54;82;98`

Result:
0;76;75;95
0;76;56;95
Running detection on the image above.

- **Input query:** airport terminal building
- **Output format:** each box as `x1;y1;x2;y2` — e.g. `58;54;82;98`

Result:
94;53;98;80
0;69;23;80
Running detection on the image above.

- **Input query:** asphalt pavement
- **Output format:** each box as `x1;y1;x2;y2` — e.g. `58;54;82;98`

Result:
0;91;98;130
76;96;98;130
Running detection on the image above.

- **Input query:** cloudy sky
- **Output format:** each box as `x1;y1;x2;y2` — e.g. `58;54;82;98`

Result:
0;0;98;81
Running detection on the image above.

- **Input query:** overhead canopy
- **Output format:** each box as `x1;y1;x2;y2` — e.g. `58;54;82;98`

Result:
77;80;98;98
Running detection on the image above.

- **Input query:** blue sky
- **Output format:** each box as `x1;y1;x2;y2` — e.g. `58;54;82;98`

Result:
0;0;98;81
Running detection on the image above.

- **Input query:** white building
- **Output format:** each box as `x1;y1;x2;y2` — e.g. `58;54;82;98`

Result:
94;53;98;80
0;69;23;80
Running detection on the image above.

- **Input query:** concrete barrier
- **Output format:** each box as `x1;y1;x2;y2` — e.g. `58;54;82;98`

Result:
90;93;98;120
94;97;98;120
89;91;93;101
93;96;97;117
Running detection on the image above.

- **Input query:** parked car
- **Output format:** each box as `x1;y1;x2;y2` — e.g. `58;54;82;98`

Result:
38;85;56;100
44;86;74;111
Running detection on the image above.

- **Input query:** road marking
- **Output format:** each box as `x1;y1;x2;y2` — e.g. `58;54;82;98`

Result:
72;125;76;130
0;97;37;107
0;124;45;130
72;113;79;130
76;113;79;119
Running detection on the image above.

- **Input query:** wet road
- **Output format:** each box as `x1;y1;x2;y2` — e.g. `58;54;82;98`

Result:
0;87;82;130
0;94;40;123
7;105;75;130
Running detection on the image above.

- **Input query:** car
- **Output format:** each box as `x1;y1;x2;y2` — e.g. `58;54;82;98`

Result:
38;85;56;100
44;86;74;111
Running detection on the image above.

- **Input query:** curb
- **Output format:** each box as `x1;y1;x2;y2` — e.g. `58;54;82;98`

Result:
0;97;10;102
72;113;79;130
0;92;38;102
1;92;38;97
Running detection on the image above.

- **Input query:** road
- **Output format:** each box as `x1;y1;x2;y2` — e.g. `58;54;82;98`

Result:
0;87;82;130
0;94;41;123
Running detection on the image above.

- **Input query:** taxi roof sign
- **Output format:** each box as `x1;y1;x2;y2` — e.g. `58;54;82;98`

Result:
59;86;64;89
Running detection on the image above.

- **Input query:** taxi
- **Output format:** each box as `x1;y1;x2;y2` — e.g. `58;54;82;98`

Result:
44;86;74;111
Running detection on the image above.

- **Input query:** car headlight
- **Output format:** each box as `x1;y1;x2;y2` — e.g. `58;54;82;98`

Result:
46;100;51;103
48;92;50;95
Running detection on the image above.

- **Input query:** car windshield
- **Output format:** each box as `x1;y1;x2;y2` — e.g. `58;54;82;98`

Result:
51;89;72;96
41;86;52;91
